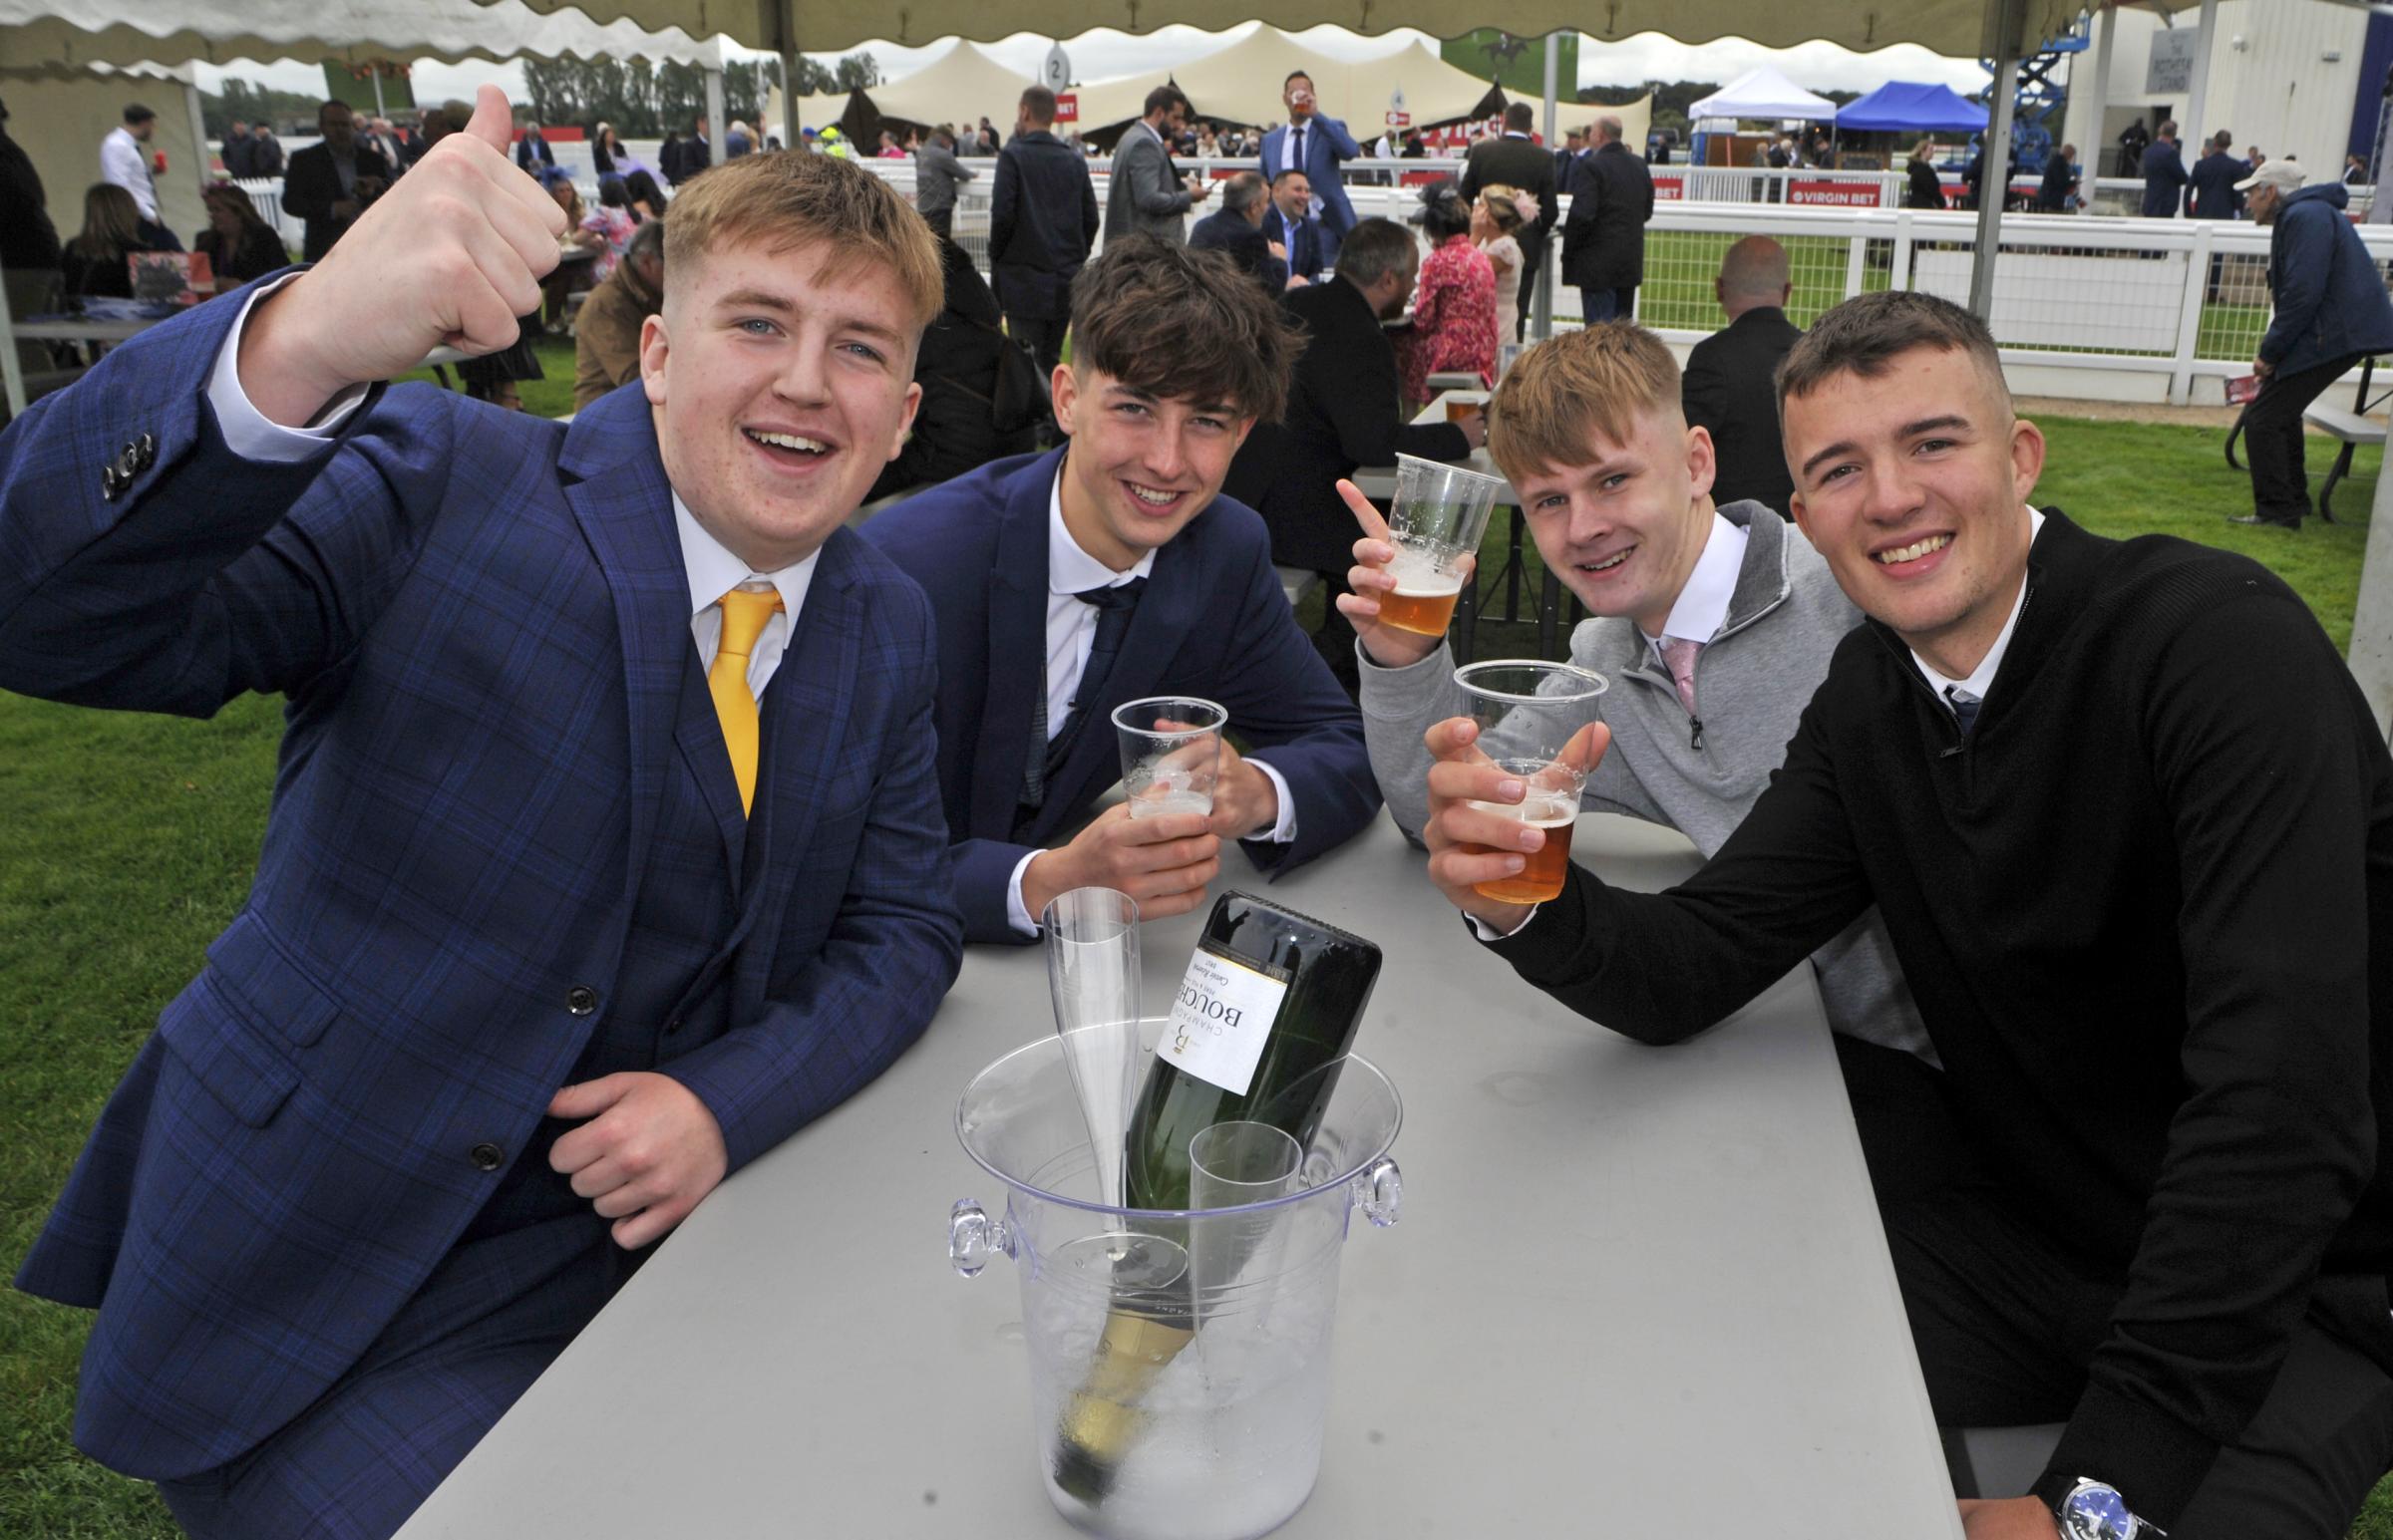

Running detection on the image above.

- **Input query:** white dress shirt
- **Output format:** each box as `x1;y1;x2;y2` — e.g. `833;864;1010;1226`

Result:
101;126;159;221
205;276;815;701
1639;510;1748;662
1908;507;2046;716
1003;465;1297;934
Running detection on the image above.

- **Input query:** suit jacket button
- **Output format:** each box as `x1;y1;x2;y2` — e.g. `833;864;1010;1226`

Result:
566;985;600;1016
135;433;157;467
664;1016;683;1035
101;468;122;500
470;1141;506;1171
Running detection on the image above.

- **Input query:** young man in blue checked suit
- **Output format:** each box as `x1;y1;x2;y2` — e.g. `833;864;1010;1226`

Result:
0;89;962;1539
864;236;1382;945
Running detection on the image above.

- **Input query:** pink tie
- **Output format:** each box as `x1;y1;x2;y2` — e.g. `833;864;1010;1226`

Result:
1661;637;1703;717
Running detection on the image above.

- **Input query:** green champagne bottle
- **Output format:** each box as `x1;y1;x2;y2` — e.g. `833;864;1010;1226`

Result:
1052;891;1382;1504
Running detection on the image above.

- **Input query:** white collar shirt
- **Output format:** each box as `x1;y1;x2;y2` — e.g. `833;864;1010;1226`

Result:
1640;510;1749;661
675;493;820;701
1908;506;2047;713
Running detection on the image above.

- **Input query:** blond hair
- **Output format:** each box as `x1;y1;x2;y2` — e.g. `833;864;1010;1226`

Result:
662;150;943;329
1488;322;1682;478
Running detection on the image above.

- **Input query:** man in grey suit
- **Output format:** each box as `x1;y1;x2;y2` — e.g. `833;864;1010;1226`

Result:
1106;85;1210;246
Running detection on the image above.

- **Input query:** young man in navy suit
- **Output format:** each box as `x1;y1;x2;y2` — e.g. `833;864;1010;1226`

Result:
1;92;961;1539
863;235;1383;944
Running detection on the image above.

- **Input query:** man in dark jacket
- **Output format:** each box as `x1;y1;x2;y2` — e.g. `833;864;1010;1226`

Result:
1420;289;2393;1540
1261;169;1326;285
2139;120;2189;216
1904;140;1945;209
221;121;257;179
2188;131;2243;218
660;118;709;183
2117;116;2151;178
1189;171;1289;292
988;86;1098;392
2234;163;2393;528
2033;144;2078;211
1679;236;1802;515
513;120;555;173
867;237;1035;502
1561;115;1654;324
1222;218;1483;692
279;100;394;261
1460;102;1559;341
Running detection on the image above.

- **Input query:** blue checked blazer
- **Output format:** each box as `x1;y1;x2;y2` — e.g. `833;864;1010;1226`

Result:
860;449;1381;945
0;292;962;1481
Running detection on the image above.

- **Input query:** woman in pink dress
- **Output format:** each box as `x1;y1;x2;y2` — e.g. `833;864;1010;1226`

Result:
1398;179;1497;409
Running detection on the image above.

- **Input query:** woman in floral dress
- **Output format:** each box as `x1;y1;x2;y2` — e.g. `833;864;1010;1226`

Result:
1398;179;1497;408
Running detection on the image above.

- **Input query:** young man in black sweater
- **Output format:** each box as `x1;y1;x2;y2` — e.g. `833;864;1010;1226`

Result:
1416;290;2393;1539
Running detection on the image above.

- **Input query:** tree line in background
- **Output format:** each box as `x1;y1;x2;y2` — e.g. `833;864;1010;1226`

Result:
199;53;879;142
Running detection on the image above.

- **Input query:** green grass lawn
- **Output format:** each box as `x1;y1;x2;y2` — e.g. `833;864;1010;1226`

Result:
0;398;2384;1535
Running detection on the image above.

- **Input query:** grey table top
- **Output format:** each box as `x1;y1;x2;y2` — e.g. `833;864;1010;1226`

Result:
397;814;1960;1539
1350;390;1513;504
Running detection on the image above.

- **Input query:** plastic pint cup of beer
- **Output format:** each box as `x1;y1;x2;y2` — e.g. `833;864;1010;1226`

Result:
1114;697;1227;819
1381;454;1507;639
1453;660;1609;905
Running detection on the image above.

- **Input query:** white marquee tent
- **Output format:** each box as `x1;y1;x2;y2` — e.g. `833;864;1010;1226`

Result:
1688;67;1840;124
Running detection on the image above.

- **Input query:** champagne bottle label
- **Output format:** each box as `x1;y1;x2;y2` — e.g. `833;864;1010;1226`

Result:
1162;945;1289;1096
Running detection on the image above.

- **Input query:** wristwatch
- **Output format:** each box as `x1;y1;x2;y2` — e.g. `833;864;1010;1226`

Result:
2054;1477;2168;1540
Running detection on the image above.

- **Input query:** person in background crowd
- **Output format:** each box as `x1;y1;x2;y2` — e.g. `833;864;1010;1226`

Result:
580;178;638;283
660;117;707;183
725;120;753;158
1562;114;1654;324
590;122;628;188
977;117;1004;154
1421;288;2393;1540
1472;186;1532;344
622;167;667;221
514;118;555;172
196;181;287;288
416;100;472;157
1401;130;1428;158
1223;218;1483;694
1263;168;1326;286
2235;159;2393;529
1678;235;1801;515
59;181;177;300
2140;119;2189;217
221;120;257;179
1555;124;1588;190
2117;115;2151;178
865;235;1037;502
2348;154;2372;185
2246;145;2266;175
914;126;975;241
1349;321;1926;1065
0;92;63;303
100;103;162;223
1190;170;1292;292
363;119;408;176
876;131;905;158
539;167;606;326
570;215;663;410
2190;130;2242;219
3;109;963;1538
1460;101;1558;343
2033;143;2079;211
1905;139;1946;209
250;125;285;176
989;85;1097;406
1398;178;1497;406
283;101;392;262
1197;125;1220;158
1107;85;1209;246
1259;71;1361;267
864;235;1376;945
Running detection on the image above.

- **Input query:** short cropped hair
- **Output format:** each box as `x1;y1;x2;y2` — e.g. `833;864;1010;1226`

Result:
1504;102;1536;132
1333;217;1418;288
1488;323;1682;478
1284;71;1313;91
2157;119;2178;138
1776;289;2009;413
1270;166;1310;190
1220;169;1266;215
664;150;943;329
1068;235;1299;423
1144;85;1191;121
1021;86;1057;126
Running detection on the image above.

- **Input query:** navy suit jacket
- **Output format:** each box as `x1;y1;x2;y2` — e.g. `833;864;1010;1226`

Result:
1189;207;1289;291
860;450;1382;944
1262;204;1326;283
1259;116;1360;239
0;291;961;1479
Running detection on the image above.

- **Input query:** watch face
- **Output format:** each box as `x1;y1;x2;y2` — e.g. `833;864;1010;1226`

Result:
2060;1482;2137;1540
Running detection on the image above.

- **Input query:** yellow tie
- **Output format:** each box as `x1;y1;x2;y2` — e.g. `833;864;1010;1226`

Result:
708;585;784;815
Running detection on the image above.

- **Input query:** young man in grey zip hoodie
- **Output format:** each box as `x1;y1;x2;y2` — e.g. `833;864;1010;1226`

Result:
1345;321;1930;1062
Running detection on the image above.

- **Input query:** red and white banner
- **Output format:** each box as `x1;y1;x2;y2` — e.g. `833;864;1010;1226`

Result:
1053;93;1078;125
1788;178;1880;207
1651;175;1684;201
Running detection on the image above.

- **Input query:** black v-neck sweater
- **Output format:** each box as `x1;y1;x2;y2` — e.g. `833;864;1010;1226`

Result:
1490;510;2393;1524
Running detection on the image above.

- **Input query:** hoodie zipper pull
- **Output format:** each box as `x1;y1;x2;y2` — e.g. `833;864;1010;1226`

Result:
1688;717;1704;752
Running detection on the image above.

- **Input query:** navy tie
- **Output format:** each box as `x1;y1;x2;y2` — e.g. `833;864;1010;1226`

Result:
1945;686;1981;739
1069;579;1147;718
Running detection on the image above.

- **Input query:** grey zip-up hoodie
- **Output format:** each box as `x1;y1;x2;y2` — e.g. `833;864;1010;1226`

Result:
1360;500;1932;1061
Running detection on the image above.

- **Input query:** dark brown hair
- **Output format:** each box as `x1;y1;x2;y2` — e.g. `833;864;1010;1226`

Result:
1068;235;1300;423
1020;86;1057;125
1776;289;2009;412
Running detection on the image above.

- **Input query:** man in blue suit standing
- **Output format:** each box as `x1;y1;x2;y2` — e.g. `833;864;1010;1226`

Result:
1259;71;1360;268
1;90;962;1539
863;236;1383;944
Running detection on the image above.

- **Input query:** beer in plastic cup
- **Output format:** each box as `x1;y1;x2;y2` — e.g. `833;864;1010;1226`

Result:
1451;661;1610;904
1383;454;1506;641
1113;697;1227;819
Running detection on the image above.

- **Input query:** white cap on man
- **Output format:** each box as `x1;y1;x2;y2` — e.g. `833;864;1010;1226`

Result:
2233;159;2304;194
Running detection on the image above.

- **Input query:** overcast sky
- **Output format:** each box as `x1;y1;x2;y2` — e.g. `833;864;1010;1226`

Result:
193;23;1987;109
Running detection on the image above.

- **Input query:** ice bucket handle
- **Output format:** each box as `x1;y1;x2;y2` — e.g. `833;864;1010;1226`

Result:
949;1198;1013;1277
1354;1157;1403;1228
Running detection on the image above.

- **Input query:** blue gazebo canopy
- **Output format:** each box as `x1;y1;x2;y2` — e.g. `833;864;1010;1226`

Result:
1834;81;1989;135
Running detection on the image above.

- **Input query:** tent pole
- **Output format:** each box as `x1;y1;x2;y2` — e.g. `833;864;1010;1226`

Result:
370;62;387;121
777;0;802;150
1535;30;1559;340
2182;0;2218;155
706;63;726;166
2063;4;2114;178
180;68;210;192
1967;55;2019;321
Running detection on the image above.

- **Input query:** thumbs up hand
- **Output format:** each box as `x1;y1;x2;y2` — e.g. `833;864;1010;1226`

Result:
238;85;570;428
